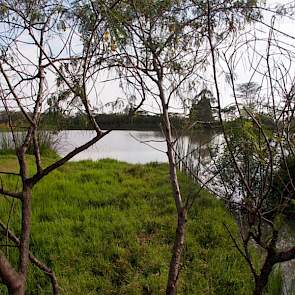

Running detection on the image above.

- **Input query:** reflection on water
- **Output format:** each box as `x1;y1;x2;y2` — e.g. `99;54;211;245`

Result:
0;129;219;164
56;130;220;164
57;130;167;163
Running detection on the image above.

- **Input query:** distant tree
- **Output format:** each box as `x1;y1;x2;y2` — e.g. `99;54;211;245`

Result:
47;95;62;115
0;111;9;124
189;89;215;123
236;82;262;112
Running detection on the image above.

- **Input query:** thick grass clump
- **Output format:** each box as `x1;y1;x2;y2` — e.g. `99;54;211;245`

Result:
0;131;58;157
0;156;255;294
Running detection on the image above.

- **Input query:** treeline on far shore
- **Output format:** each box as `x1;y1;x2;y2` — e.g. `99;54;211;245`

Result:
0;111;221;131
0;111;281;132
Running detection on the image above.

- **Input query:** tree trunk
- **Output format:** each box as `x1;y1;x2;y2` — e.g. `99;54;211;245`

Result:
8;283;25;295
252;257;274;295
154;57;186;295
253;277;269;295
19;185;32;280
166;208;187;295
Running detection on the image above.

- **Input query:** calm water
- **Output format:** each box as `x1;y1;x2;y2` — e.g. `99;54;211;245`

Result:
0;129;220;163
56;130;220;164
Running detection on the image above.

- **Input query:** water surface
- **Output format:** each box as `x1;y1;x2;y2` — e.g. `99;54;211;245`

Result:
56;130;219;164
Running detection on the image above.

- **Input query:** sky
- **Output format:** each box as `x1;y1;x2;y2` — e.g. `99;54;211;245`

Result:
0;0;294;116
91;0;295;115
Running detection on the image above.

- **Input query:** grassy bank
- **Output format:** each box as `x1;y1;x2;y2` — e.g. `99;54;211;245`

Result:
0;156;254;294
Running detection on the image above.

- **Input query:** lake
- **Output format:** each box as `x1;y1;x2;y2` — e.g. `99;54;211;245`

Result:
55;130;220;164
0;129;220;165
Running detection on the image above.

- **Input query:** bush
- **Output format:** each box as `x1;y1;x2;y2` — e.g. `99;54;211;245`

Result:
269;156;295;217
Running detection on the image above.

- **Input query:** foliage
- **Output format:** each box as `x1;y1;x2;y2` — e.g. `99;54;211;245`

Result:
222;117;295;218
189;89;215;124
236;82;262;112
0;112;187;131
270;156;295;217
216;118;274;201
0;157;254;294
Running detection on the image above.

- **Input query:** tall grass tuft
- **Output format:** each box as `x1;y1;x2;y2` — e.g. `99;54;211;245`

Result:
0;132;15;154
0;131;58;156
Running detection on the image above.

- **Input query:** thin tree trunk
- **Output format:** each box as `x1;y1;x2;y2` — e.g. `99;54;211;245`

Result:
154;61;186;294
252;256;274;295
166;208;187;295
253;275;271;295
19;184;32;278
19;185;32;275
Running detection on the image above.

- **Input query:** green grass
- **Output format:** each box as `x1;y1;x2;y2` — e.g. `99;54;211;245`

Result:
0;156;254;294
264;266;283;295
0;131;58;157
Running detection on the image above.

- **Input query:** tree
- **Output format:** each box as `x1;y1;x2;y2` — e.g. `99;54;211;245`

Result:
189;89;215;124
0;0;122;293
0;0;270;293
88;1;261;294
221;105;237;121
270;156;295;218
207;4;295;293
236;82;262;112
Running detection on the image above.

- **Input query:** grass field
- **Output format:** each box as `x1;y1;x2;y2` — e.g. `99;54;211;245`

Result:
0;156;255;294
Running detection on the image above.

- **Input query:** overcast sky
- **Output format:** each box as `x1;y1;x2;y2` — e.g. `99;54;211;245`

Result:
0;0;294;115
91;0;295;114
